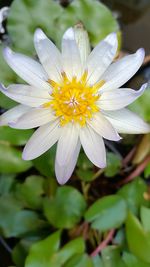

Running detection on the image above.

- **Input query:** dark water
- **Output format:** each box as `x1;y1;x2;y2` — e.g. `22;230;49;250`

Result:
0;0;150;266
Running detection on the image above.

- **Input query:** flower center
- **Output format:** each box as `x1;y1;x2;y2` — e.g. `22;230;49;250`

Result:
44;72;104;126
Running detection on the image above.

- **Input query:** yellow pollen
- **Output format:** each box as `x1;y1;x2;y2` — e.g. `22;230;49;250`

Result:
44;72;105;126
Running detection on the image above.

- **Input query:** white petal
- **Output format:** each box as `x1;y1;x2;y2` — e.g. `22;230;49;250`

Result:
9;108;55;129
3;47;50;90
55;140;81;185
0;104;30;126
80;125;106;168
56;123;79;166
98;83;147;111
103;108;150;134
61;27;82;79
22;119;61;160
88;112;121;141
74;24;90;67
0;84;51;107
86;33;118;85
100;48;145;92
34;29;63;83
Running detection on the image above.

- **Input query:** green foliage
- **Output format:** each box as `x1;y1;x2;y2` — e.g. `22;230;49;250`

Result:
0;196;45;237
0;126;33;146
101;246;126;267
32;146;56;177
85;195;127;231
123;252;150;267
105;152;121;177
7;0;119;56
77;152;94;181
118;177;148;215
44;186;87;229
25;231;85;267
64;254;93;267
15;175;45;209
126;211;150;263
0;143;32;173
129;87;150;122
0;174;16;195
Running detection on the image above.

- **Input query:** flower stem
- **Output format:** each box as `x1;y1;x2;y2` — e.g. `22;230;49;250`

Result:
90;229;115;257
119;155;150;185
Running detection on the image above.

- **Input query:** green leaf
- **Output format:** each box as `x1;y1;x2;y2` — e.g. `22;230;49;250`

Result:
25;232;85;267
0;143;32;173
101;246;126;267
12;240;29;267
25;231;61;267
123;252;150;267
64;254;93;267
129;88;150;122
77;152;94;181
15;175;45;209
0;196;45;237
0;174;16;195
118;178;148;215
92;256;104;267
7;0;120;56
58;0;120;47
44;186;86;229
126;212;150;263
0;126;33;146
85;195;127;231
140;206;150;232
12;236;46;267
55;238;85;266
144;164;150;179
105;152;121;177
7;0;63;55
33;146;56;177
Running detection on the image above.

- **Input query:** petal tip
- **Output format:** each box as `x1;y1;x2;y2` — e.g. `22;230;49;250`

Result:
136;48;145;59
63;27;74;40
105;32;117;45
3;47;13;59
22;149;31;161
34;28;46;42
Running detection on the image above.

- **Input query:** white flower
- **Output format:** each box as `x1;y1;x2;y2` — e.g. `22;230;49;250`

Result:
0;25;150;184
0;7;9;34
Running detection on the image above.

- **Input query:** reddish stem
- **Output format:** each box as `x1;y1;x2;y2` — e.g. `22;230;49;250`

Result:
119;155;150;186
122;146;137;166
90;229;115;257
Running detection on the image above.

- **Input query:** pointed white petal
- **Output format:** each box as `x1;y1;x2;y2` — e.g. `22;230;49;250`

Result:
9;108;55;129
34;29;63;82
62;27;82;79
86;33;118;85
3;47;50;90
80;125;106;168
98;83;147;110
55;140;81;185
74;24;90;67
0;104;30;126
22;119;61;160
56;123;79;166
88;112;121;141
103;108;150;134
0;84;51;107
100;48;145;92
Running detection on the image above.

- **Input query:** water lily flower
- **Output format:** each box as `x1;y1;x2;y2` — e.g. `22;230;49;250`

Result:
0;25;150;184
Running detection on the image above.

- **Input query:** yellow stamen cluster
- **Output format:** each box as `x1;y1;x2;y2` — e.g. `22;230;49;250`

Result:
44;72;104;126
